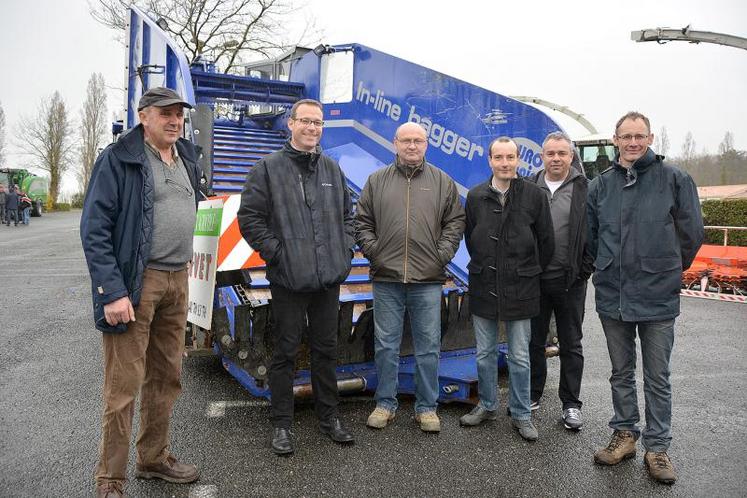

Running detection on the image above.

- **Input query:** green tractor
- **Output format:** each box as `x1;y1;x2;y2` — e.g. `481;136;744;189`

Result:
0;168;48;217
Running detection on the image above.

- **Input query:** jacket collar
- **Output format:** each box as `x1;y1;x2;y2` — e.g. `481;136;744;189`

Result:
395;157;425;177
283;140;321;171
613;147;659;175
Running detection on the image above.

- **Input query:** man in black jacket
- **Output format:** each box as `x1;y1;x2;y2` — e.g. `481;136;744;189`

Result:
238;99;356;455
459;137;554;441
528;131;593;430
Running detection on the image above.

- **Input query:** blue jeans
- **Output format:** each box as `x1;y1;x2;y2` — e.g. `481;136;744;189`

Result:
473;315;532;420
372;281;442;414
23;207;30;225
600;317;675;452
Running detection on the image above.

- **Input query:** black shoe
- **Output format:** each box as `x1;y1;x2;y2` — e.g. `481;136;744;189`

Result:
320;418;355;444
271;428;294;455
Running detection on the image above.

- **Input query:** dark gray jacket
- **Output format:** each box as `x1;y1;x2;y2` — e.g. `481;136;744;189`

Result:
5;189;19;210
529;168;594;287
355;160;465;283
238;141;354;292
587;148;704;321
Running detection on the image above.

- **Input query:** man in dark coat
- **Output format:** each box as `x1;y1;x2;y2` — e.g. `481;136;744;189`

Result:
238;98;356;455
459;136;554;441
81;87;202;498
588;111;704;485
528;131;594;430
4;184;19;226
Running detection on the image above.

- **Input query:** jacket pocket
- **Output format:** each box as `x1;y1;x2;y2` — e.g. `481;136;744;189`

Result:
467;261;482;274
638;256;682;302
516;265;542;277
640;257;681;273
594;256;613;271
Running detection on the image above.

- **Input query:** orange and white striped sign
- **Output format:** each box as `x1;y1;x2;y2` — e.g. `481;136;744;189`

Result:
213;194;265;272
681;289;747;303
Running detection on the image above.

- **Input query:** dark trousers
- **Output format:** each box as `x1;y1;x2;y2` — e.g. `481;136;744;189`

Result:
269;284;340;428
530;277;587;409
6;209;18;225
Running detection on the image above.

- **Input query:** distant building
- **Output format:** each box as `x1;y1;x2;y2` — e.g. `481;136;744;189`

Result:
698;184;747;201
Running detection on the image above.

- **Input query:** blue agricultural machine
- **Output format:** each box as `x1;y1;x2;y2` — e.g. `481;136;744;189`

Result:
123;6;568;404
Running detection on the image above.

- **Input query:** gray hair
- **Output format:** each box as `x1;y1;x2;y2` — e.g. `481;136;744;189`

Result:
542;131;573;149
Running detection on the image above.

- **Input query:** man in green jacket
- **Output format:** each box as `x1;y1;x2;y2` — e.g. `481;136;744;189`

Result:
355;122;465;433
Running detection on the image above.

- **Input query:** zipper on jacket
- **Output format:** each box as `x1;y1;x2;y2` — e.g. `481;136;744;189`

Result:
298;174;306;204
403;176;412;282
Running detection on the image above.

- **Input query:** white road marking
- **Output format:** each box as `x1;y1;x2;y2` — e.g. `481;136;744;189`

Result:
206;399;270;418
189;484;219;498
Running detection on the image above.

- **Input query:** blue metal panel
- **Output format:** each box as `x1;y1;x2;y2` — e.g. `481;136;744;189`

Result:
125;6;196;130
289;44;565;197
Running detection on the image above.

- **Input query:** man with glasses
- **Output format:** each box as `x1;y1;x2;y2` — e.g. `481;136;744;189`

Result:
81;87;203;498
356;122;465;433
588;111;703;484
238;99;356;455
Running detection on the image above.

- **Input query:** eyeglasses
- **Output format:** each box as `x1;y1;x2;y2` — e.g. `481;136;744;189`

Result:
165;178;193;197
616;134;649;143
294;117;324;128
397;138;428;146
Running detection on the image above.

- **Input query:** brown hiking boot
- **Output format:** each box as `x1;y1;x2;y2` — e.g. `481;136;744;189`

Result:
95;481;124;498
135;454;199;483
645;451;677;484
414;411;441;432
367;407;395;429
593;430;637;465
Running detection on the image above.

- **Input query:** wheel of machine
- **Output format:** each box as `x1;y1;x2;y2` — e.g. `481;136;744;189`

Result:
32;200;43;217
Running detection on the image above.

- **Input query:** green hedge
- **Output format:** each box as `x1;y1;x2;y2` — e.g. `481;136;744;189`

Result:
701;199;747;246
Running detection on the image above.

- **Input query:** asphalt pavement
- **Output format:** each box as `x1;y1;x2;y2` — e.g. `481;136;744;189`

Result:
0;210;745;497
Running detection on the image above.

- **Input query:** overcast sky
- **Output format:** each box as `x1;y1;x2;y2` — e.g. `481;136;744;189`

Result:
1;0;745;193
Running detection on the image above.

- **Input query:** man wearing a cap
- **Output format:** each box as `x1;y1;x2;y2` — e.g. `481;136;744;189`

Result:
81;87;203;497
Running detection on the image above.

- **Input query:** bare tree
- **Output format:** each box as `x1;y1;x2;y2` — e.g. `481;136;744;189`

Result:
653;126;670;156
90;0;320;74
680;131;697;165
79;73;109;194
718;131;735;156
0;101;5;167
16;92;75;204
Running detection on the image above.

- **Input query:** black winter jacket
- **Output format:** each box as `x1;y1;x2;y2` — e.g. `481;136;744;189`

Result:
465;177;555;321
587;149;704;321
238;142;355;292
529;169;594;287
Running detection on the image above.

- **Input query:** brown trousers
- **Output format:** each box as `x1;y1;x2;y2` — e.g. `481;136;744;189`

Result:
95;268;188;484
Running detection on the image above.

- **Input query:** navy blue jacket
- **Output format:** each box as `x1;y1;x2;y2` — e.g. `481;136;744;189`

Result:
587;149;704;322
237;141;355;292
80;125;201;333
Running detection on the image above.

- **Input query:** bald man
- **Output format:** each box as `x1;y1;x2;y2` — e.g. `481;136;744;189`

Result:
355;122;465;433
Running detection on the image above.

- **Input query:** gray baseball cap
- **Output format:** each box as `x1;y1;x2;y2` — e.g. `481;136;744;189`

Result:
137;87;193;111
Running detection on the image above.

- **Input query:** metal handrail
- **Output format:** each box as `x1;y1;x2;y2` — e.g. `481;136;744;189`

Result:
703;225;747;246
